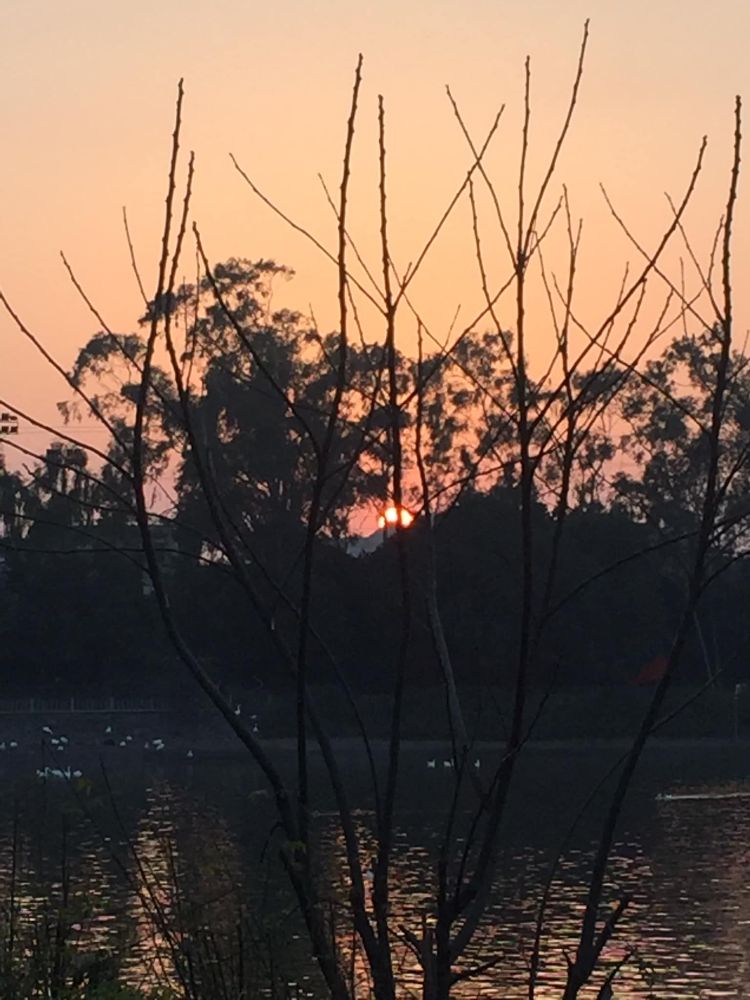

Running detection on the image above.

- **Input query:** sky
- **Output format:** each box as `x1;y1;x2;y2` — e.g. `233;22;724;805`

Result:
2;0;750;458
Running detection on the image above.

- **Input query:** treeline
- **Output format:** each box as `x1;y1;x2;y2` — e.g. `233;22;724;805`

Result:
1;258;749;696
0;482;748;695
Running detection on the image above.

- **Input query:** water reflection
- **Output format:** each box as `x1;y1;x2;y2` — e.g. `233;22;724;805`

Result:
0;751;745;996
317;768;750;998
119;778;296;997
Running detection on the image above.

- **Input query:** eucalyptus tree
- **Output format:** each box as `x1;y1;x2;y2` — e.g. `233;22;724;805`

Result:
613;327;750;547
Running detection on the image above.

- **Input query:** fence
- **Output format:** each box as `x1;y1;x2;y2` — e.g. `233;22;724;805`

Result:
0;697;168;714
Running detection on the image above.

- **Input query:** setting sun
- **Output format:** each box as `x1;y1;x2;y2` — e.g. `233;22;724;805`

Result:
378;505;414;529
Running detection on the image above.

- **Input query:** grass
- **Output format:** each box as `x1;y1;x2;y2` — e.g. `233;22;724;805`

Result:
0;780;308;1000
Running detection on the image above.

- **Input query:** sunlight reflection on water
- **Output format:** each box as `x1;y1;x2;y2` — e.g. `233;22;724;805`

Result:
321;803;750;999
0;749;746;997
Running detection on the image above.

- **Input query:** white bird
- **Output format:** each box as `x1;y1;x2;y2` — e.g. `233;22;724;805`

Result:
125;735;133;743
42;726;53;736
119;740;127;747
144;741;151;749
473;758;481;769
0;742;6;751
9;741;17;749
72;769;83;779
443;760;454;769
36;766;72;780
234;703;241;716
59;736;69;745
427;759;436;769
105;725;112;734
50;738;59;746
186;750;194;759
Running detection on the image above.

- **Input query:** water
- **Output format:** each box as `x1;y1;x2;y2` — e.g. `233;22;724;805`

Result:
0;740;747;998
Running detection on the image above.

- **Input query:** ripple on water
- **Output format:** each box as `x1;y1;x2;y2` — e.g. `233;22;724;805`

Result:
0;753;747;996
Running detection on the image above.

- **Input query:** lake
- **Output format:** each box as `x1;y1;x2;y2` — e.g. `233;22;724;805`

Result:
0;739;747;998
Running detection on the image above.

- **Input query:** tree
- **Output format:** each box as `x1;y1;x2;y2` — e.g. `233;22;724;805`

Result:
613;327;750;541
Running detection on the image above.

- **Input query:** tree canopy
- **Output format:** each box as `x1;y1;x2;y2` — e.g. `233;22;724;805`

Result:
2;259;749;699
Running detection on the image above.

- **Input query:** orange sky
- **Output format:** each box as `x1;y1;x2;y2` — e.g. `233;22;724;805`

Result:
2;0;750;461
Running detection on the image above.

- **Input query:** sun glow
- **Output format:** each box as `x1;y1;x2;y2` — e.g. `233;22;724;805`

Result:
378;505;414;530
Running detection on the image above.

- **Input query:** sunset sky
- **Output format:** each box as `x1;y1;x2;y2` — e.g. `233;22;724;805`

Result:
2;0;750;451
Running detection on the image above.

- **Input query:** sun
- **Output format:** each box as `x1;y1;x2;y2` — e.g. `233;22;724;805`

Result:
378;505;414;529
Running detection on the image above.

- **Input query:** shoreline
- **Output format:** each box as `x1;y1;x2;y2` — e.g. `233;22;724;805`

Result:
0;733;747;761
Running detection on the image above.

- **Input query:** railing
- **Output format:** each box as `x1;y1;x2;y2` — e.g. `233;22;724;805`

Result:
0;697;167;714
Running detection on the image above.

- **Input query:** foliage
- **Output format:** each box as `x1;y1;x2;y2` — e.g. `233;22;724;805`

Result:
613;329;750;546
3;316;750;694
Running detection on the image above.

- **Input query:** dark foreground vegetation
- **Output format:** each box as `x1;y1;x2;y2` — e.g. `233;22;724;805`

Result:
0;776;300;1000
